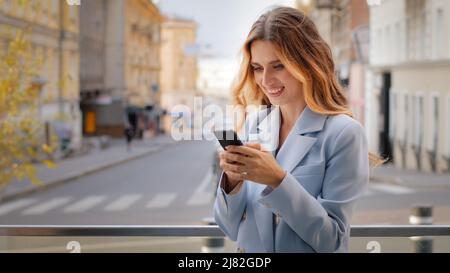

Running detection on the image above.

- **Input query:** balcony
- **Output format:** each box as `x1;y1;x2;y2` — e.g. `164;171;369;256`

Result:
1;224;449;253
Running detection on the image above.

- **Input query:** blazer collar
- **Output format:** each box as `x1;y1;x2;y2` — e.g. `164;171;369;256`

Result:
255;105;327;141
294;106;327;135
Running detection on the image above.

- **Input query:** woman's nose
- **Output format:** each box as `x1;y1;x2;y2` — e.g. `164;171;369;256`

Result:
262;70;275;87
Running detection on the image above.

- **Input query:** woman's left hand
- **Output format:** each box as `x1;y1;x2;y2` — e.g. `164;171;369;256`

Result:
223;143;286;188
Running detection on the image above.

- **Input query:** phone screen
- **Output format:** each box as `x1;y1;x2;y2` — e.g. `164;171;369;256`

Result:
213;130;243;149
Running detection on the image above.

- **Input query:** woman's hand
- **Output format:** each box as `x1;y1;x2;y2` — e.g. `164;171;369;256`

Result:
219;143;286;188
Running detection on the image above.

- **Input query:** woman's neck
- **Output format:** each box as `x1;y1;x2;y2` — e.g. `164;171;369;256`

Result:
279;102;306;129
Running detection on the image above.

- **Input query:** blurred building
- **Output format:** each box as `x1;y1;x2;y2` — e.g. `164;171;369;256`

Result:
307;0;370;126
160;16;198;134
0;0;82;150
369;0;450;173
80;0;163;138
197;57;237;101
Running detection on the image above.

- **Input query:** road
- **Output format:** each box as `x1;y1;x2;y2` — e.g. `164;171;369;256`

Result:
0;140;219;225
1;140;449;252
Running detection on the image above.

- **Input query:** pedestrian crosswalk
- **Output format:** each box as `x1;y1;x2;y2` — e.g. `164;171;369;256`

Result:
63;195;106;213
104;194;142;212
0;183;414;216
146;193;177;209
0;198;38;216
22;197;73;215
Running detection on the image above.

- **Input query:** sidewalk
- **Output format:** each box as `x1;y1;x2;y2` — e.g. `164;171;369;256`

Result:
370;163;450;189
0;135;178;203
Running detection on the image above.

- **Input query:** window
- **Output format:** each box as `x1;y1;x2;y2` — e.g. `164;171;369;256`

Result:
434;8;444;59
389;91;396;141
51;0;59;18
447;94;450;156
384;25;390;64
419;11;426;60
407;16;413;61
395;22;401;63
413;93;424;150
403;93;409;143
2;0;12;13
445;94;450;156
407;94;414;146
427;93;440;153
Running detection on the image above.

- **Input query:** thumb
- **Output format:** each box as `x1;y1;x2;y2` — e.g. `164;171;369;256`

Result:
245;142;261;150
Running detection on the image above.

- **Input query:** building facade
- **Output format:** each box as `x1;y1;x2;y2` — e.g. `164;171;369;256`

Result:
308;0;370;126
80;0;163;137
160;16;198;134
369;0;450;173
0;0;82;150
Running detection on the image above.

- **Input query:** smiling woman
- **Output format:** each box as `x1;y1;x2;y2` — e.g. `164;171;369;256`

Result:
213;6;383;253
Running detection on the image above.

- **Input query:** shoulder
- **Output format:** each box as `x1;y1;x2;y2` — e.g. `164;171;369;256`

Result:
322;114;366;143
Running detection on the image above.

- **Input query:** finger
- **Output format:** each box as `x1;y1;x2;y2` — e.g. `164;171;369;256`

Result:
226;145;259;157
220;161;244;173
222;152;247;165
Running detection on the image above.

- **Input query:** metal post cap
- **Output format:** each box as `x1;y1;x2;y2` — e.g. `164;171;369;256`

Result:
202;217;216;225
411;205;433;217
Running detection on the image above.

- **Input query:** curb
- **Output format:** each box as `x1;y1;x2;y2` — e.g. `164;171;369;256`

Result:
0;141;179;204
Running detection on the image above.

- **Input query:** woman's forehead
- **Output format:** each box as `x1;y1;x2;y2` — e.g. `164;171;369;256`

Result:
250;40;281;64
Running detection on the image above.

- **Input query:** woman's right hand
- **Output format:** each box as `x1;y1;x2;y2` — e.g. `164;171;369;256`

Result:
219;150;244;191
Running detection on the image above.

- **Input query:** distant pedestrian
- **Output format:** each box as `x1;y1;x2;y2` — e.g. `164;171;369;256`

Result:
124;126;134;152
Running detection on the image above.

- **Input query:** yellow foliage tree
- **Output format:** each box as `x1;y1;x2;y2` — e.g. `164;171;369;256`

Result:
0;29;57;192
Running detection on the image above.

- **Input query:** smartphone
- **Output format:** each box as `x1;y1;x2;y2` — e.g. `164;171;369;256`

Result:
213;130;243;150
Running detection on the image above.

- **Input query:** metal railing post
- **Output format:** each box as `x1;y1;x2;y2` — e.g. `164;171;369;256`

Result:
409;204;433;253
201;217;225;253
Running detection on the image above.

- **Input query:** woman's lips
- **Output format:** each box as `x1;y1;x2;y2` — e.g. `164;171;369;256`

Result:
266;86;284;97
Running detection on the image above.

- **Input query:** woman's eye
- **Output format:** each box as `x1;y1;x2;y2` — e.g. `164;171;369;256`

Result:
252;66;263;72
274;64;284;70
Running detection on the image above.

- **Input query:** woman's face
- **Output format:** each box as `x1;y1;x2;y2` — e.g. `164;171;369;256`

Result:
250;40;304;107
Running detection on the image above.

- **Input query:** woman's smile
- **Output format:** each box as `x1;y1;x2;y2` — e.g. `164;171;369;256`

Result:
265;86;284;97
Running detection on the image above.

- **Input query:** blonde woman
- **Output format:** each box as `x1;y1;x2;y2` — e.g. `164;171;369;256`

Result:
214;6;380;253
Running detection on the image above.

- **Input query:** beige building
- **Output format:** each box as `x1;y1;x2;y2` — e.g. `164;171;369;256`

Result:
0;0;82;150
80;0;163;137
307;0;370;126
160;16;198;134
369;0;450;173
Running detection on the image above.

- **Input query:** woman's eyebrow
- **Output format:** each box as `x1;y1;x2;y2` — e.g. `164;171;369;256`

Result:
250;60;281;66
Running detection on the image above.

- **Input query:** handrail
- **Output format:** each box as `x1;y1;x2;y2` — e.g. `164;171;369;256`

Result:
0;225;449;237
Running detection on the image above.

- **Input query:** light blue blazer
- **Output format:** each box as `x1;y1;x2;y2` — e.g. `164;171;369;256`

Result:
214;106;369;253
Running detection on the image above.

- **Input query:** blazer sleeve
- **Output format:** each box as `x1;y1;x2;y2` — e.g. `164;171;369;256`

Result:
259;121;369;252
213;110;257;241
213;172;247;241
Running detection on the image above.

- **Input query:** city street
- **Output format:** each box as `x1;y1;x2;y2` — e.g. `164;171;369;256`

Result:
1;139;450;252
0;140;219;225
1;140;450;226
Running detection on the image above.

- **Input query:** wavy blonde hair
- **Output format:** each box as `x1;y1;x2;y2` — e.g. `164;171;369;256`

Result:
232;6;383;166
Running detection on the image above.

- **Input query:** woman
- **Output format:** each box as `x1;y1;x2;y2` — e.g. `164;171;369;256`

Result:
214;6;381;253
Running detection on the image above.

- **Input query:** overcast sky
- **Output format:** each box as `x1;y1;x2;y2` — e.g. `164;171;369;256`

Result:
157;0;296;58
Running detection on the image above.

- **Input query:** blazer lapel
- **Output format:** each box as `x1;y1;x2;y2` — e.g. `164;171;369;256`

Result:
275;107;328;173
254;106;280;155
